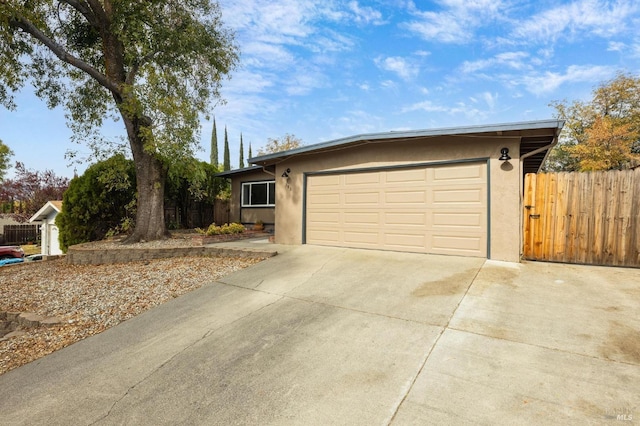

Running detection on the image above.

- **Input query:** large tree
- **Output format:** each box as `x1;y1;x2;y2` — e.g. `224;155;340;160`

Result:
223;125;230;171
546;73;640;171
210;117;218;167
0;1;238;242
239;132;244;168
0;139;11;182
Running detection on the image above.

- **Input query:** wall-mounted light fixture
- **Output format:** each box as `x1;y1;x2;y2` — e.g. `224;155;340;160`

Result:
281;168;291;178
499;147;511;161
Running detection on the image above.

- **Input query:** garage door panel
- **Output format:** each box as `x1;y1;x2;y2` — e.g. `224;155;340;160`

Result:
385;168;426;183
307;211;340;225
432;212;483;228
432;163;485;182
384;233;426;249
431;233;485;254
384;191;426;205
306;162;487;257
344;211;379;225
432;188;484;204
308;174;341;188
344;192;379;205
306;229;341;243
308;193;341;206
343;230;380;245
384;212;426;226
345;173;380;185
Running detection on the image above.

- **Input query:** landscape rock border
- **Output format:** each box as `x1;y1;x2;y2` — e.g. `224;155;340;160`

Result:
66;234;277;265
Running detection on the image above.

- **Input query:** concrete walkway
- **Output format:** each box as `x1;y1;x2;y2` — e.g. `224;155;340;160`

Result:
0;245;638;425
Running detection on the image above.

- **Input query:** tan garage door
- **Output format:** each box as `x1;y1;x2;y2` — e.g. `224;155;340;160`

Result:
305;162;488;257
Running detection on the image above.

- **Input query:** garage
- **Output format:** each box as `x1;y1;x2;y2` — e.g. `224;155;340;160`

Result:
223;119;564;262
305;161;488;257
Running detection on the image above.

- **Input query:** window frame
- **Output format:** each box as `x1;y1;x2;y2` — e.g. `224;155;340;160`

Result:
241;180;276;207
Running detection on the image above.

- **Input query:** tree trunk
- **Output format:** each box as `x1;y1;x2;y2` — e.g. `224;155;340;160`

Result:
122;117;169;243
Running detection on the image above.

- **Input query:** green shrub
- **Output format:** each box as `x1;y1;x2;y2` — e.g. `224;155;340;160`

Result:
56;154;136;251
199;222;245;236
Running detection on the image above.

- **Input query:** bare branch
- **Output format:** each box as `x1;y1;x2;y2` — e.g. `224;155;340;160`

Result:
10;15;121;95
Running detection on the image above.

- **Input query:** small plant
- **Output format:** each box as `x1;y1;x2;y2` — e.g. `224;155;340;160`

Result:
253;220;264;231
199;222;245;236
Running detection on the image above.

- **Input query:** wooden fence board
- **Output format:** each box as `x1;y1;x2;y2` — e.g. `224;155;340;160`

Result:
523;169;640;268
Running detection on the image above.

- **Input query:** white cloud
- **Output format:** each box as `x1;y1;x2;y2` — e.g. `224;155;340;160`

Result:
517;64;616;95
460;51;529;74
481;91;498;109
511;0;640;44
401;98;490;121
607;41;626;51
403;0;506;43
402;100;449;113
375;56;419;80
285;66;328;95
348;1;386;25
381;80;398;89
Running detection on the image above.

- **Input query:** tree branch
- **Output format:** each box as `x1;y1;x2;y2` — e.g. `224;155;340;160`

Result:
59;0;99;28
126;51;156;85
10;15;121;95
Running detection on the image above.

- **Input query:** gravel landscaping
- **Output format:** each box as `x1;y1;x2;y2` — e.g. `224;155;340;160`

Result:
0;252;265;375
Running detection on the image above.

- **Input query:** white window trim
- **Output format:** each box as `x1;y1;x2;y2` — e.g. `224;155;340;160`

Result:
241;180;275;207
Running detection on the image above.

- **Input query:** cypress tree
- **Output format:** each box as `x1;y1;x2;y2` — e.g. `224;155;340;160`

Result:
239;133;245;168
248;142;252;159
223;126;231;171
210;117;218;166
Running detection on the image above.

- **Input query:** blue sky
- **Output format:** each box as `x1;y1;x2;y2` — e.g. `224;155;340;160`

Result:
1;0;640;178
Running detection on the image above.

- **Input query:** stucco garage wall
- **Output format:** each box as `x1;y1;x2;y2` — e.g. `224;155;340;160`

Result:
272;135;522;262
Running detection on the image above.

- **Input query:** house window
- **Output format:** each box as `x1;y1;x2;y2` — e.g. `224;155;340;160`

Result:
241;181;275;207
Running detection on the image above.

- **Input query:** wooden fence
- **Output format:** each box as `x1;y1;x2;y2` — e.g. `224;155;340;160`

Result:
523;170;640;267
1;224;40;245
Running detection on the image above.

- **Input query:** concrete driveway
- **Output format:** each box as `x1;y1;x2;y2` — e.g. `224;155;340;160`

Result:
0;245;638;425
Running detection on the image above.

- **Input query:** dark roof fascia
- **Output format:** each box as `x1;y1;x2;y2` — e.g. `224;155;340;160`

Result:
248;119;565;166
215;165;264;178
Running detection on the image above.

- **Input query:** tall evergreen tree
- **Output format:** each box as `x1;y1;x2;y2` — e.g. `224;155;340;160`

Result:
223;126;231;171
239;133;245;168
248;142;253;159
210;117;218;167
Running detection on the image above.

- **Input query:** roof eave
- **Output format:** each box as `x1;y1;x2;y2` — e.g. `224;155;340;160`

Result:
28;201;62;223
249;119;565;166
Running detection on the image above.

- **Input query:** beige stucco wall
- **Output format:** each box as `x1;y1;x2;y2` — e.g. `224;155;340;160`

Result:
228;169;276;225
271;135;523;262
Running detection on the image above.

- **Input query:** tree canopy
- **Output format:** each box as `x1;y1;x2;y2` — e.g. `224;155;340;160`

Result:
0;139;11;181
0;0;239;242
258;134;303;155
546;73;640;171
0;162;69;221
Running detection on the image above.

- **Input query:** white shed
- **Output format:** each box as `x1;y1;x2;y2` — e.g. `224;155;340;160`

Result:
29;201;63;256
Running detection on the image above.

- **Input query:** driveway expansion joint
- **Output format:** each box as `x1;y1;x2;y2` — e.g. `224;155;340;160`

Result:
386;261;486;425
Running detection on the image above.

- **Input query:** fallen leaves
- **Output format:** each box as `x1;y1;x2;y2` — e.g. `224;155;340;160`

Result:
0;255;263;375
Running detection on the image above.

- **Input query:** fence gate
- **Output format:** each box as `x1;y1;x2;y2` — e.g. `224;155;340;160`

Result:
523;170;640;268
